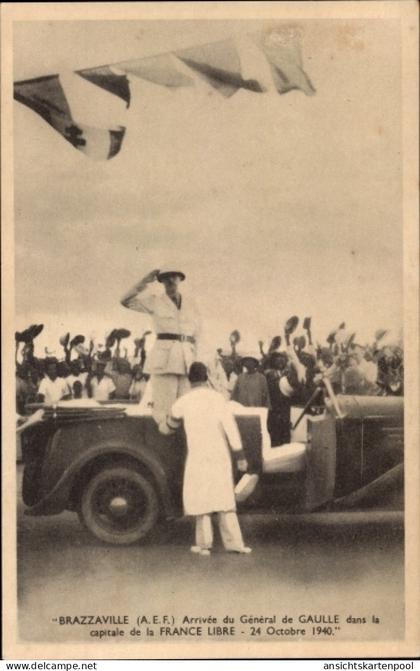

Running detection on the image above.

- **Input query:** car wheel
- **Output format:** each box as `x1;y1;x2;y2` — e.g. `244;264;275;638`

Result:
79;467;159;545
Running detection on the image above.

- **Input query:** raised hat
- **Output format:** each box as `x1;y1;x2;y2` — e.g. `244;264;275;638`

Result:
229;330;241;345
158;266;186;282
303;316;312;330
19;328;33;344
28;324;44;340
268;335;282;352
374;329;388;342
70;334;85;348
115;328;131;340
59;332;70;347
19;324;44;343
284;316;299;335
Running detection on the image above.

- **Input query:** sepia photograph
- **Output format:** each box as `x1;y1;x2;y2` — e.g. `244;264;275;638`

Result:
2;0;419;660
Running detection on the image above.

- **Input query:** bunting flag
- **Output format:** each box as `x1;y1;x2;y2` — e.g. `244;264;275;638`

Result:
14;31;316;160
14;74;72;125
117;53;194;88
175;39;264;97
48;116;126;161
258;28;316;96
76;65;131;107
14;74;126;160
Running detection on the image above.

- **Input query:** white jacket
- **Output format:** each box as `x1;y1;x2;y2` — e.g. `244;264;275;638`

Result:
124;290;201;375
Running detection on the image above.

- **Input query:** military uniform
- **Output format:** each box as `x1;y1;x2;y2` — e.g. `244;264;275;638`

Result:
124;289;201;425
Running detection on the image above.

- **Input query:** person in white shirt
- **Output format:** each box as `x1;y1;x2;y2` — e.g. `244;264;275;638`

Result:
37;359;71;405
88;360;116;401
163;362;251;556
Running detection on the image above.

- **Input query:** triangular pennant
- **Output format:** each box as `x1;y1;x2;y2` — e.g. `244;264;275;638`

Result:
118;53;194;88
258;29;316;96
14;34;316;162
14;75;126;160
76;65;131;107
175;39;264;97
108;127;126;159
14;74;72;125
77;123;125;160
50;113;126;160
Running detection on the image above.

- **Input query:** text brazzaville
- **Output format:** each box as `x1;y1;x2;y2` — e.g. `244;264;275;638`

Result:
57;616;129;626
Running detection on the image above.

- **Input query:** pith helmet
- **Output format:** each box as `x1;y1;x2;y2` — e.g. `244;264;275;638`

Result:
158;266;186;282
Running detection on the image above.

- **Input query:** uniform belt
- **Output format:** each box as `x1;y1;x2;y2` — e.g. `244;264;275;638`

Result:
157;333;196;344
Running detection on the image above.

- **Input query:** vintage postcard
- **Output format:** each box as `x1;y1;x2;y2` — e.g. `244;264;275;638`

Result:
1;0;419;660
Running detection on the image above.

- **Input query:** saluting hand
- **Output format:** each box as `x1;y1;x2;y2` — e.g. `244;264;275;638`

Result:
137;269;160;288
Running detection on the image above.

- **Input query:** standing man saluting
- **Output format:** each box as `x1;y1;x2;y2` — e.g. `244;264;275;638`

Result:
121;267;201;429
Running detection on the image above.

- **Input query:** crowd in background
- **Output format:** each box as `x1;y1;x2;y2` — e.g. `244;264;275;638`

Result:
216;318;404;401
212;318;403;445
15;318;404;425
15;327;151;413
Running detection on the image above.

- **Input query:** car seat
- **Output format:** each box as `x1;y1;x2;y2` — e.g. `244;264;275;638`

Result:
229;402;307;475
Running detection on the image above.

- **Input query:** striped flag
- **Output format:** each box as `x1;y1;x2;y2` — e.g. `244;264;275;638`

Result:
14;30;316;160
14;74;126;160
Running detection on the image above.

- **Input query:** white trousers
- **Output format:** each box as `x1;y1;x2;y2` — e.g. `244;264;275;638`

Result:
151;374;190;427
195;512;246;551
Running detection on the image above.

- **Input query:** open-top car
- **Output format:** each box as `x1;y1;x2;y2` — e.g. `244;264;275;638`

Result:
20;382;404;545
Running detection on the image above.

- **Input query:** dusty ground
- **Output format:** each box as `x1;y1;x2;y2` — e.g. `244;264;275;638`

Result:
17;466;404;645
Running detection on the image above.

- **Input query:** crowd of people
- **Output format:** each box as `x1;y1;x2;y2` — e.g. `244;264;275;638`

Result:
15;326;151;413
216;319;404;400
212;318;404;446
15;317;403;422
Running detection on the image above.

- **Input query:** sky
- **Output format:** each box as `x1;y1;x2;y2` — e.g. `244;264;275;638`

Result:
13;18;403;356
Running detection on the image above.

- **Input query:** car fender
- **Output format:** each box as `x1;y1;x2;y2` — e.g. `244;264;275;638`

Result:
25;439;173;518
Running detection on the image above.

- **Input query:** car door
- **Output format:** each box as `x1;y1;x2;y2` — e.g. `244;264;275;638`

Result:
303;415;337;511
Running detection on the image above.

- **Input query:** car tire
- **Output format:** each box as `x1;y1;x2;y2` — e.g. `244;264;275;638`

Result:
79;466;159;545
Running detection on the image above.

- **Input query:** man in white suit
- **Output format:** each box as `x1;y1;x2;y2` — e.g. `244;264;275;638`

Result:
121;267;201;428
164;362;251;556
